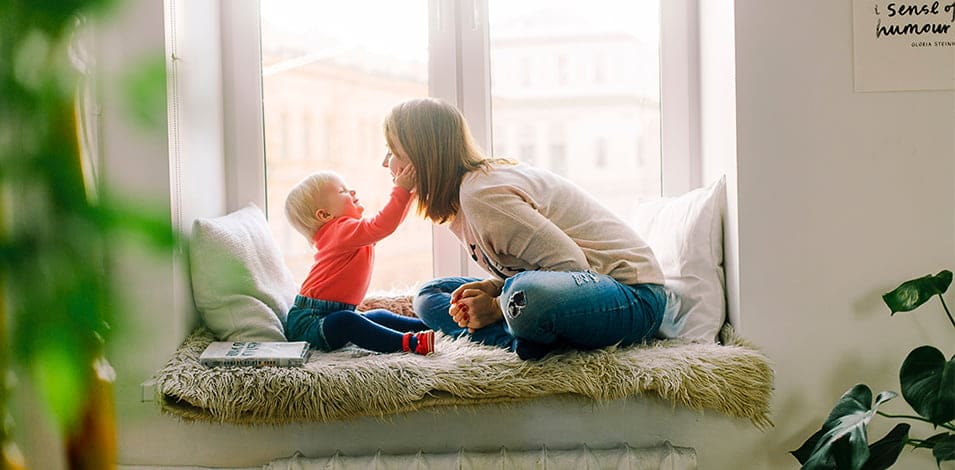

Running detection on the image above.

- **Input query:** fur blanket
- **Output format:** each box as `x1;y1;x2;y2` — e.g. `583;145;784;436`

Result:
154;296;774;428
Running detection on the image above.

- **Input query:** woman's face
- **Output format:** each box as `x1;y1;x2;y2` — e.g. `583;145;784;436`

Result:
382;135;412;178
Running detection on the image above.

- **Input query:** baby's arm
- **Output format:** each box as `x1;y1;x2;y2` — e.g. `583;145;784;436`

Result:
332;171;416;247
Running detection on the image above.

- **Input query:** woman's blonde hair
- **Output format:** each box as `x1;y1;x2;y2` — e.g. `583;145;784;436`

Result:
284;171;340;242
383;98;503;224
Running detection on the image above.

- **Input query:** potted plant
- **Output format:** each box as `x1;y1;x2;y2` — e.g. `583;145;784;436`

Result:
791;270;954;469
1;1;175;467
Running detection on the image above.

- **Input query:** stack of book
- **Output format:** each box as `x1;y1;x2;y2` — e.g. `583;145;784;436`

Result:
199;341;310;368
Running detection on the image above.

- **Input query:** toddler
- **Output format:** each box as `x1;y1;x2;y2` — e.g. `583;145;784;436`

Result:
283;167;434;355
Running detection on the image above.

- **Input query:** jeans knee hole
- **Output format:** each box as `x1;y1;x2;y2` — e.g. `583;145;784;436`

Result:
506;290;527;318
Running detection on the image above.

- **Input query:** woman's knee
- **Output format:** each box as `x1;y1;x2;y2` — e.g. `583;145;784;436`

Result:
418;276;479;293
499;272;560;318
412;289;444;321
499;274;557;342
413;277;478;318
416;277;447;295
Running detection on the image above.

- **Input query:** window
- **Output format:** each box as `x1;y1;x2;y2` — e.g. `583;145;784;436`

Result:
488;0;662;214
223;0;698;286
547;123;567;176
259;0;432;291
595;138;608;168
514;124;537;165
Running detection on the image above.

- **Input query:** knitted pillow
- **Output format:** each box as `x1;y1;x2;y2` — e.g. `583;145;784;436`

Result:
189;204;297;341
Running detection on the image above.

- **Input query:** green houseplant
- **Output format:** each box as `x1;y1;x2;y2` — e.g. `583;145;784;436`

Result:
791;270;955;469
1;1;175;467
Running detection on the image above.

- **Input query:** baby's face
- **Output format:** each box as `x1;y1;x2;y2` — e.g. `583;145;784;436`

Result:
319;176;363;219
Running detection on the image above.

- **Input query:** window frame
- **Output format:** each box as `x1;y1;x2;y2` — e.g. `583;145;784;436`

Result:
220;0;700;279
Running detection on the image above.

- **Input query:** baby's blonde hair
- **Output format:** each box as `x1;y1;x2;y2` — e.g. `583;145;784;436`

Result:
284;171;341;241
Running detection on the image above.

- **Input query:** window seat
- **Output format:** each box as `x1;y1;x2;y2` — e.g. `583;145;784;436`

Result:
158;178;773;430
153;296;773;428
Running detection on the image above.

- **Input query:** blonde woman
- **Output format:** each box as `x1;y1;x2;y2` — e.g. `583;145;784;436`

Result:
382;98;669;360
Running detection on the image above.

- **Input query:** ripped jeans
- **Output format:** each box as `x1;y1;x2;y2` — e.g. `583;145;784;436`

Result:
412;272;666;352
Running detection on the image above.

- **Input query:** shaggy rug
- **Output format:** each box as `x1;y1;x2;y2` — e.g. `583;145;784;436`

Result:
154;295;774;428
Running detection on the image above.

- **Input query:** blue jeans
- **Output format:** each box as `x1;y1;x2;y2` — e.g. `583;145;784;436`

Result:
413;272;666;354
286;295;426;352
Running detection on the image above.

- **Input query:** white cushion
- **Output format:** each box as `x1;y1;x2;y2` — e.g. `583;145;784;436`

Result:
630;177;726;343
189;204;297;341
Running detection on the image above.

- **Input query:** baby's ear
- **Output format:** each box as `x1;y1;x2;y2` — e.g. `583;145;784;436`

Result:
314;208;333;223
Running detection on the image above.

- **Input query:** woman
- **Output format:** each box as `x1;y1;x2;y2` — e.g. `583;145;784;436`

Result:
381;98;668;359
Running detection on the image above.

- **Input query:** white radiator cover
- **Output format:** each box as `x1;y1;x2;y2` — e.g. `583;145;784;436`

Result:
266;442;697;470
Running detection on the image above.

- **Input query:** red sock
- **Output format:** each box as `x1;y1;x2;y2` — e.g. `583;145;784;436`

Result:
414;331;434;356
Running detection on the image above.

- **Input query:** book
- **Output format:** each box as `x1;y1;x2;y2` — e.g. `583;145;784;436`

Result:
199;341;310;368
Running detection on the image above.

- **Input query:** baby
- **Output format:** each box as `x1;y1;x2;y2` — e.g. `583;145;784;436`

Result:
283;167;434;355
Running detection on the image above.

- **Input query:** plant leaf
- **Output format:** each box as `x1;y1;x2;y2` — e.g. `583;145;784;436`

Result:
933;434;955;464
792;384;895;470
910;432;951;449
832;434;855;469
94;197;179;249
791;428;827;464
120;54;167;130
931;270;954;294
900;346;955;425
882;270;952;315
860;423;910;470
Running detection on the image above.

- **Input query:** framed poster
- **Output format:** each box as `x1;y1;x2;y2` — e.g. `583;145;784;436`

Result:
853;0;955;91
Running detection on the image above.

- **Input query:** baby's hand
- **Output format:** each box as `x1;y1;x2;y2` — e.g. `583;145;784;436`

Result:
394;165;417;191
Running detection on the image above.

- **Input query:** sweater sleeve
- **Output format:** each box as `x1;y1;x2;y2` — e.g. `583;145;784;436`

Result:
326;186;413;248
465;186;590;273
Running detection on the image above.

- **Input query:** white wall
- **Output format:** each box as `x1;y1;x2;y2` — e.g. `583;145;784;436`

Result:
730;0;954;468
80;1;955;469
90;0;226;468
92;0;192;424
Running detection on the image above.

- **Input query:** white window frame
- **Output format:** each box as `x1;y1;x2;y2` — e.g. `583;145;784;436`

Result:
660;0;701;197
220;0;267;212
219;0;700;279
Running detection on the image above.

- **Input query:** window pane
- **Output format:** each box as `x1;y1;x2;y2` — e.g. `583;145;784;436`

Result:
260;0;432;292
488;0;662;216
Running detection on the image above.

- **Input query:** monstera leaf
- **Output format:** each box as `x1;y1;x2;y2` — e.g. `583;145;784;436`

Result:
794;269;954;468
934;434;955;465
882;270;952;315
791;384;900;470
860;423;911;470
899;345;955;426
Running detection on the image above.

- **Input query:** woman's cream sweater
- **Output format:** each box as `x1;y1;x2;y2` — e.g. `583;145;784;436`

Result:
448;162;664;286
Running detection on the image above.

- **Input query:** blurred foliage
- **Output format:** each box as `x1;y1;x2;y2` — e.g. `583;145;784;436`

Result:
120;54;168;130
792;270;955;469
2;0;176;467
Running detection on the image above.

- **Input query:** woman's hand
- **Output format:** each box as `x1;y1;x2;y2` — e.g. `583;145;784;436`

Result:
449;280;504;332
393;164;416;192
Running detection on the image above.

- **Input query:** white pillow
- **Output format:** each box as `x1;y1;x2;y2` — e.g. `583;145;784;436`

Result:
630;176;726;343
189;204;297;341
